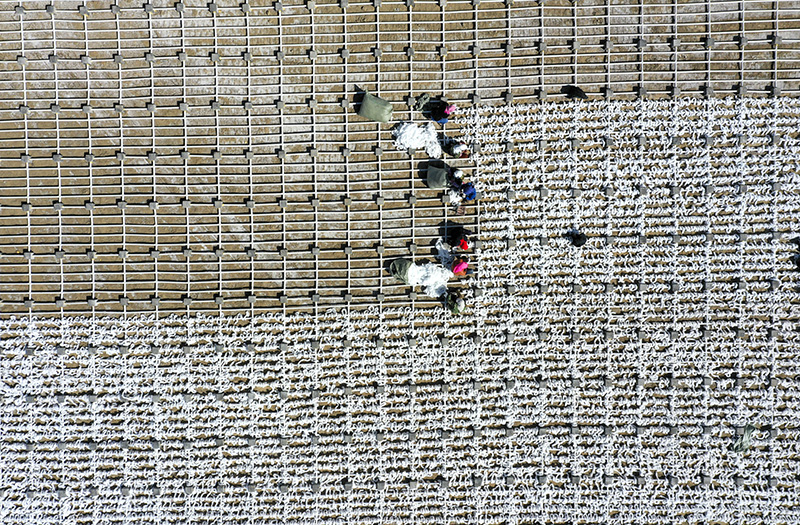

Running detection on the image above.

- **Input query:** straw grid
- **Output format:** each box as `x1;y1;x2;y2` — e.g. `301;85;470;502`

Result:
2;1;800;525
1;0;799;313
2;96;800;525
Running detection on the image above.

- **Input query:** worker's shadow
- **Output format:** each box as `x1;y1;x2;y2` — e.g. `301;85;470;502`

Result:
418;159;448;184
438;220;468;240
352;85;373;113
426;220;462;260
416;160;430;182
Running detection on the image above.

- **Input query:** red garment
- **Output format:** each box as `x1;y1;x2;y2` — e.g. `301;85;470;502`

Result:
458;239;470;251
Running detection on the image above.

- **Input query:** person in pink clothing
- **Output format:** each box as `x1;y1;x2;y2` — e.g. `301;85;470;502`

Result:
452;256;469;277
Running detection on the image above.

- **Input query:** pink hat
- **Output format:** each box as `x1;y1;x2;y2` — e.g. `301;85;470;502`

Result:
452;260;469;275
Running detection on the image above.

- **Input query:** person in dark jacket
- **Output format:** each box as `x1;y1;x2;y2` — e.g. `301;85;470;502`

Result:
447;225;473;252
430;99;457;124
444;290;466;314
447;168;464;190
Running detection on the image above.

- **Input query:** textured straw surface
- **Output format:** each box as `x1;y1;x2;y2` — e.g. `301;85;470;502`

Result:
1;1;800;524
1;0;799;314
2;96;800;525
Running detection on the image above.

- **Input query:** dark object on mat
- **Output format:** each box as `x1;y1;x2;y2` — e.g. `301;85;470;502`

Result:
562;85;588;100
566;230;588;247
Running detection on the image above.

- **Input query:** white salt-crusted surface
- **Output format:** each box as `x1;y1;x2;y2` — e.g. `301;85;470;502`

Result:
2;98;800;524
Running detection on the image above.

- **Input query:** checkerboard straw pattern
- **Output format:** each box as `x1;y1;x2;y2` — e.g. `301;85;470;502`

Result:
1;1;800;524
